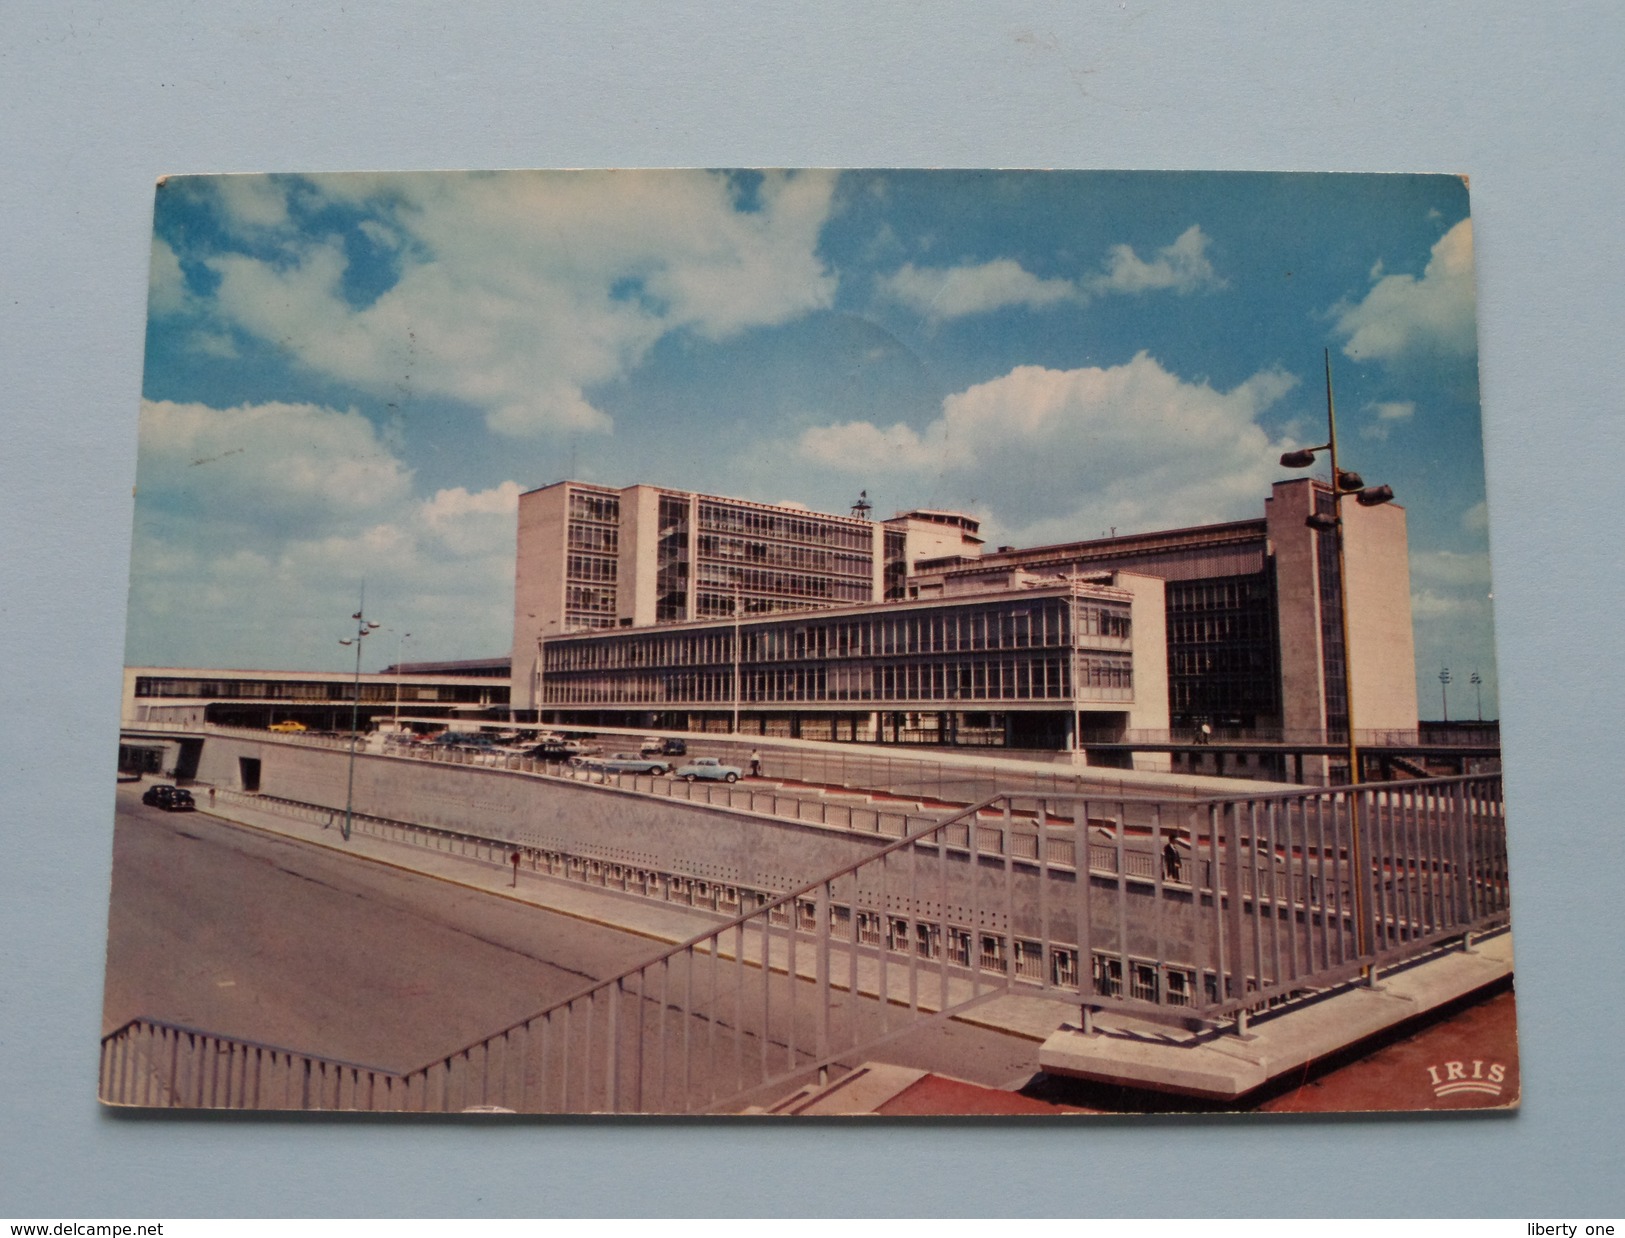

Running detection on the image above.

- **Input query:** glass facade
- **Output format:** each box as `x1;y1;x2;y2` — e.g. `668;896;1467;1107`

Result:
1165;574;1281;727
564;486;620;630
693;498;874;619
540;590;1134;711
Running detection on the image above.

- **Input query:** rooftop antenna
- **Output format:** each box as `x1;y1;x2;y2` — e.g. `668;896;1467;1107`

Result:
850;489;872;519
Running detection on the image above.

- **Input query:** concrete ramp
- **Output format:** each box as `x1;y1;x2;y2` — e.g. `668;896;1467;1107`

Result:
1038;931;1513;1100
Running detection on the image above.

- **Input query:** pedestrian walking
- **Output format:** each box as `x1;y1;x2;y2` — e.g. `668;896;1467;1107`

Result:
1198;722;1212;745
749;749;763;778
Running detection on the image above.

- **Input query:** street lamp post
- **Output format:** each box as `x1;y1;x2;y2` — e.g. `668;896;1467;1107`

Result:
1439;667;1452;723
1278;350;1396;962
392;630;411;729
731;582;742;734
1471;671;1483;721
337;593;382;841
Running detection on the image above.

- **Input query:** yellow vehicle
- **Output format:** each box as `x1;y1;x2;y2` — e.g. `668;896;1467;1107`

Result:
269;720;308;733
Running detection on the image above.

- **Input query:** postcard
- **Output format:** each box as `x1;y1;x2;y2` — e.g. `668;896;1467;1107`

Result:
103;169;1514;1114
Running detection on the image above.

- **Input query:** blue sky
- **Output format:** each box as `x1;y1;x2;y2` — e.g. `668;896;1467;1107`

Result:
131;169;1496;716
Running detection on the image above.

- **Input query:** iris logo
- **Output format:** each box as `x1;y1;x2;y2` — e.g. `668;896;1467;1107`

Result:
1426;1059;1507;1098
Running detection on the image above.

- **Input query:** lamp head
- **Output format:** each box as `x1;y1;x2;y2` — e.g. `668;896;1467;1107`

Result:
1279;448;1320;469
1355;484;1395;507
1335;469;1365;492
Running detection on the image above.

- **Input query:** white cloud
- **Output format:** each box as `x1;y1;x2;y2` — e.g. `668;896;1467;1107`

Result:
1334;219;1478;361
798;352;1299;538
195;170;840;438
1360;399;1415;440
1411;548;1493;590
210;175;292;231
136;398;414;520
876;225;1221;323
127;398;525;668
149;237;187;316
1089;225;1224;296
880;259;1079;321
1462;500;1489;533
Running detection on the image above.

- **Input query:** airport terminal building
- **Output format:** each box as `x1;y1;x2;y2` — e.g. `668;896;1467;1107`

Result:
511;476;1418;772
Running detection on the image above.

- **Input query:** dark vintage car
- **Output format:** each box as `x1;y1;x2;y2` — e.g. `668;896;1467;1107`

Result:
141;784;196;811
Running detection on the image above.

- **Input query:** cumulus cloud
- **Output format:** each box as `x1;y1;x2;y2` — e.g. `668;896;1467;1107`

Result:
187;170;840;438
149;237;187;316
1334;218;1478;361
127;398;523;668
876;225;1221;323
1360;399;1416;441
1089;225;1224;296
880;259;1079;321
210;175;293;232
798;352;1299;538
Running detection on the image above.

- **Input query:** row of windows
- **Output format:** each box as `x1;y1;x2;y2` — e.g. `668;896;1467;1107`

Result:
542;651;1130;705
1166;577;1269;613
567;523;619;554
565;584;617;615
566;553;618;584
696;535;873;579
655;497;691;623
567;491;619;523
696;500;873;552
694;564;875;603
693;592;839;619
1168;614;1274;646
545;597;1134;673
132;678;496;703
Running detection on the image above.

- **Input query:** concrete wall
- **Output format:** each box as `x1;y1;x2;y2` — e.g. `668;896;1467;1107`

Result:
1118;571;1170;763
512;484;570;711
194;735;894;898
1264;477;1419;737
1341;498;1419;731
617;484;662;629
1266;479;1328;736
186;734;1337;977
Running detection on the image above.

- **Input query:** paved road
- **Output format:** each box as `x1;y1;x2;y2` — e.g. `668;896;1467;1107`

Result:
102;787;1042;1099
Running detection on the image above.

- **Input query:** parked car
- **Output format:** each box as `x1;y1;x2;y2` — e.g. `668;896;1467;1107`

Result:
596;752;673;776
141;784;196;811
269;720;307;733
639;736;688;757
673;757;742;783
524;740;575;761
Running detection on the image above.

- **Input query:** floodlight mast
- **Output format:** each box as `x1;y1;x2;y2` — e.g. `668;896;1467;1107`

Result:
1277;350;1395;963
337;588;383;842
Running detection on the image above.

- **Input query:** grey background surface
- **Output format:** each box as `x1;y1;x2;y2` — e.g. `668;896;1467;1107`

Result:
2;0;1619;1218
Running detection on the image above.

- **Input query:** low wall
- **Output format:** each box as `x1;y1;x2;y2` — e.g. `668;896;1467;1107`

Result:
193;735;892;896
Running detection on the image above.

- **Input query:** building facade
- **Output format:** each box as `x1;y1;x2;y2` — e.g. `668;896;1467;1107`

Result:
512;482;987;710
532;572;1168;761
511;475;1417;774
908;478;1418;743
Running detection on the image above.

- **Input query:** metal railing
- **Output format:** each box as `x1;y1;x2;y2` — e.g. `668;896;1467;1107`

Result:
99;1018;408;1111
387;775;1515;1112
1077;725;1502;749
106;773;1508;1112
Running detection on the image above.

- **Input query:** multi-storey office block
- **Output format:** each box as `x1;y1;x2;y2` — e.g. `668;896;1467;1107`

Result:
533;573;1168;763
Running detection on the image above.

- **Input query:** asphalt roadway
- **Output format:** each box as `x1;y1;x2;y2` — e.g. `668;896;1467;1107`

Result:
101;785;1044;1096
